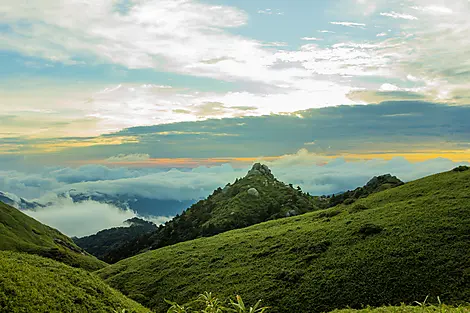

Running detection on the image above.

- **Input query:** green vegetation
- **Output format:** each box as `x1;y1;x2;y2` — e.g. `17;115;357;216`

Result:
98;168;470;313
332;304;470;313
0;251;150;313
74;217;157;260
103;163;321;263
328;174;404;207
166;292;269;313
0;201;106;271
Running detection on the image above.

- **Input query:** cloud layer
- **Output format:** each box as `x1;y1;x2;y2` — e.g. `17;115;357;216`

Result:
24;197;138;237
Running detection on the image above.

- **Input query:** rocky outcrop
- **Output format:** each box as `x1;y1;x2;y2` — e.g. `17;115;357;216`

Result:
247;188;260;197
247;163;275;180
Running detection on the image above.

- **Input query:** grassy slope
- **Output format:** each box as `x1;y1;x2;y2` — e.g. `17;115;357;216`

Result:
333;305;470;313
98;169;470;313
0;201;106;271
0;251;150;313
103;169;320;263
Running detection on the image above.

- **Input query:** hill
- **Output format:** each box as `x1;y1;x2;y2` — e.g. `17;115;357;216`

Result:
102;163;320;263
98;167;470;312
73;218;157;260
327;174;404;207
0;201;106;271
0;251;150;313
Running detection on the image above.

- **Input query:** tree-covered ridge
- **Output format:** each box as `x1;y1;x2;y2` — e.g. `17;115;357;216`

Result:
0;251;150;313
98;167;470;313
0;201;106;271
102;163;320;263
73;218;157;260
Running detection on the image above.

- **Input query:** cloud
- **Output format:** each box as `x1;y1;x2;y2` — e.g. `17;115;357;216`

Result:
9;150;470;220
411;6;453;15
265;149;468;196
380;12;418;20
23;197;138;237
106;154;151;162
257;9;284;15
300;37;322;41
4;101;470;163
330;22;366;28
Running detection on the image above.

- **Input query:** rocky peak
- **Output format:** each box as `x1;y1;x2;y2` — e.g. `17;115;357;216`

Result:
246;163;275;180
365;174;403;189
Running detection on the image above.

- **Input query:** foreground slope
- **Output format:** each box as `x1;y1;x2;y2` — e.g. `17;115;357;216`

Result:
0;251;149;313
332;304;470;313
103;163;320;263
0;201;106;271
98;168;470;313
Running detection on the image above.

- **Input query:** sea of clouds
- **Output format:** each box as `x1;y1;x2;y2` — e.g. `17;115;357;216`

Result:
0;149;467;237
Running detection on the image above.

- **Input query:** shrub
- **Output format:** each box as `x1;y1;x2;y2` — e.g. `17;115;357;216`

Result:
452;166;469;172
318;210;341;219
357;223;384;237
349;204;370;213
343;198;356;205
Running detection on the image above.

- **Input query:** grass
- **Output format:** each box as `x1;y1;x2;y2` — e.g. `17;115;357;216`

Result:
0;251;150;313
332;304;470;313
98;168;470;313
0;201;106;271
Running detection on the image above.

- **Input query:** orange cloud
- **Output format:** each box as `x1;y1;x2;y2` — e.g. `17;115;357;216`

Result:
69;150;470;169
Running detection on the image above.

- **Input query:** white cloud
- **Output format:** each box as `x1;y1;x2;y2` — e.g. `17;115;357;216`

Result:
376;32;387;37
23;197;138;237
301;37;322;41
262;149;468;195
411;6;453;15
380;11;418;20
330;22;366;28
379;83;400;91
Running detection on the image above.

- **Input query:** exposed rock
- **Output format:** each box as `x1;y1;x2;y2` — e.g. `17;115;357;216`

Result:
285;210;298;217
222;184;231;194
247;163;275;180
365;174;403;190
247;188;260;197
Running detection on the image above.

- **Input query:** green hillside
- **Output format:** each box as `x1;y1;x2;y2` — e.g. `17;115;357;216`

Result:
0;201;106;271
0;251;150;313
98;167;470;313
103;163;320;263
332;304;470;313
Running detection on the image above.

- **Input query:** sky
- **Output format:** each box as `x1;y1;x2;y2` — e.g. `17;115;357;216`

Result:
1;0;470;236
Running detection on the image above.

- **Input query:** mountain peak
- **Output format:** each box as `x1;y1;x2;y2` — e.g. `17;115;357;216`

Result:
246;163;274;179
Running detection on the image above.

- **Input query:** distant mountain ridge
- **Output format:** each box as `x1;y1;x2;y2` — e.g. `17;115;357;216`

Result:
0;191;45;210
73;217;157;260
